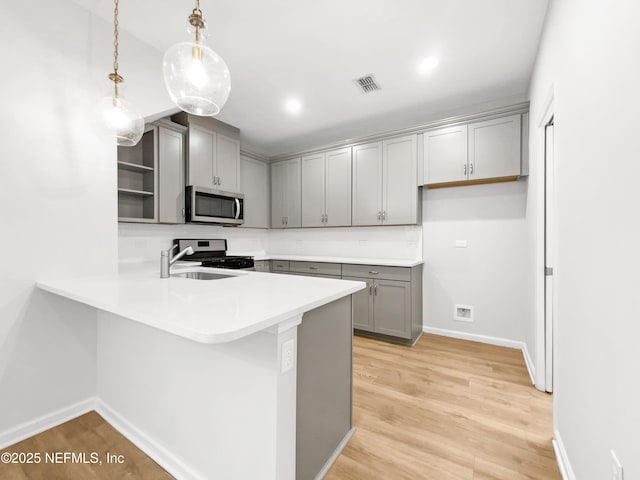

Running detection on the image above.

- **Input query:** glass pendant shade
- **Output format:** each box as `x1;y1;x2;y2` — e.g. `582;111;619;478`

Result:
95;93;144;146
163;40;231;116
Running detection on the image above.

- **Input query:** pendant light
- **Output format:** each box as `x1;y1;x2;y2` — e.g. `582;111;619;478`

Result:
162;0;231;116
95;0;144;146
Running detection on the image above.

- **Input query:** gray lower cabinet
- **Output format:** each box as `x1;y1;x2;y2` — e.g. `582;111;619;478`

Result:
297;296;352;480
253;260;270;272
271;259;423;344
343;264;423;344
344;277;374;331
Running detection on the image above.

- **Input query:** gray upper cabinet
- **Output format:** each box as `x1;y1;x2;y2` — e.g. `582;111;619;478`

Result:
301;147;352;227
301;153;325;227
352;135;418;226
157;124;187;224
383;135;418;225
424;113;523;186
352;142;383;226
173;113;240;192
216;134;240;192
187;124;215;187
424;124;468;184
239;155;269;228
468;114;522;181
271;158;301;228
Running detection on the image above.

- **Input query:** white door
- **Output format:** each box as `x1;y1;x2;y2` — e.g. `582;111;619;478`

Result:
544;120;555;393
382;135;417;225
301;153;325;227
325;147;352;227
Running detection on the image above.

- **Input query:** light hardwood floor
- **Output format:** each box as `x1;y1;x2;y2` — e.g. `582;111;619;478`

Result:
326;334;561;480
0;411;172;480
0;334;560;480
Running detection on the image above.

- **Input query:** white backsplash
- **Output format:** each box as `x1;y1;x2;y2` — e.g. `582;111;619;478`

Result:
118;223;269;262
267;225;422;259
119;223;422;262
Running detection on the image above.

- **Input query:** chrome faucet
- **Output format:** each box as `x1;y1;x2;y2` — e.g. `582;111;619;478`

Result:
160;245;194;278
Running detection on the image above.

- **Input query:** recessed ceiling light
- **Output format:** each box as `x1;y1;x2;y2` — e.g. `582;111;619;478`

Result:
285;98;302;114
417;57;439;74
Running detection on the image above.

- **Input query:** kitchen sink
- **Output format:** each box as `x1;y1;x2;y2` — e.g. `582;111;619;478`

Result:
171;271;234;280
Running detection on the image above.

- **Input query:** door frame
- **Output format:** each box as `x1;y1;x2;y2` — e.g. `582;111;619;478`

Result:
535;87;556;392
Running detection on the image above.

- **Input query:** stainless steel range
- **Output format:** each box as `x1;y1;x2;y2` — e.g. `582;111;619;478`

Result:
173;239;255;270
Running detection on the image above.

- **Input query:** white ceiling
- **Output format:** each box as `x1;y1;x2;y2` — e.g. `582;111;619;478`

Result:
73;0;549;156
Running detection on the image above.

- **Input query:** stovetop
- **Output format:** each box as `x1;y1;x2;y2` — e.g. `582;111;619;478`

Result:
173;238;254;270
200;256;254;269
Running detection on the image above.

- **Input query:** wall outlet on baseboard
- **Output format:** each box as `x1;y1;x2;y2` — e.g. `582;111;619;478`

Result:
454;304;474;322
611;450;623;480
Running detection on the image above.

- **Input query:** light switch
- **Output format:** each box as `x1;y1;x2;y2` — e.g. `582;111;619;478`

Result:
455;240;468;248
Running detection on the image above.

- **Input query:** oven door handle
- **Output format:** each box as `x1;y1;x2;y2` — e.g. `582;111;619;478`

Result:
234;198;241;220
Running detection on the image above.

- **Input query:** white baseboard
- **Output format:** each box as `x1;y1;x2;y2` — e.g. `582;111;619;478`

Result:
0;397;96;450
423;326;536;384
423;326;523;349
553;429;576;480
95;399;206;480
315;427;356;480
521;341;536;385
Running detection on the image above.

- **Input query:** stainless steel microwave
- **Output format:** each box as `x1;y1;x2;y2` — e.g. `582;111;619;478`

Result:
185;186;244;225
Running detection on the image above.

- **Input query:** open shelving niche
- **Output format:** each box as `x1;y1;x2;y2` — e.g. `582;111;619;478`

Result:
117;125;158;222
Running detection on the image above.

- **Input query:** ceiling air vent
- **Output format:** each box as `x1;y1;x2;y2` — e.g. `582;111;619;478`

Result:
354;74;381;93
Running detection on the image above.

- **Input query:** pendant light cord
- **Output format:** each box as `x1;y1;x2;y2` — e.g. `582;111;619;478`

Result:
109;0;123;100
113;0;120;76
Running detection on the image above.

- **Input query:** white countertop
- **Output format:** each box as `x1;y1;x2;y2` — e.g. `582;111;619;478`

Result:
36;263;365;344
237;254;424;267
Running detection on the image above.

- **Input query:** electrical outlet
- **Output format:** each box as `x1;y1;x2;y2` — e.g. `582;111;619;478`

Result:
611;450;623;480
454;304;474;322
281;339;295;374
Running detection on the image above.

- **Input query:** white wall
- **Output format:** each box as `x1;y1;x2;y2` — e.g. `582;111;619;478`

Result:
119;223;268;262
528;0;640;478
0;0;172;441
267;226;422;260
422;180;531;347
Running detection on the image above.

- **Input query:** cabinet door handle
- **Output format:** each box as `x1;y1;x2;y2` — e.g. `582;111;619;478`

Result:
463;164;467;176
182;207;185;218
382;211;387;221
377;211;381;220
369;282;372;295
374;284;378;296
218;176;222;185
469;163;474;175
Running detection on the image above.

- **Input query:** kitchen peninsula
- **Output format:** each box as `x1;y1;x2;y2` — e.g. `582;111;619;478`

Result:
37;263;364;480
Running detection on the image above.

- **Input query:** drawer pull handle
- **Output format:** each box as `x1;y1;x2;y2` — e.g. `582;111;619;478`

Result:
369;271;379;275
309;267;318;270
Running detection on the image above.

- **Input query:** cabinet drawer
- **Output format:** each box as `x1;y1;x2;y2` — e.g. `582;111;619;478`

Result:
341;264;411;281
271;260;290;272
289;272;341;279
290;261;342;276
254;260;270;272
